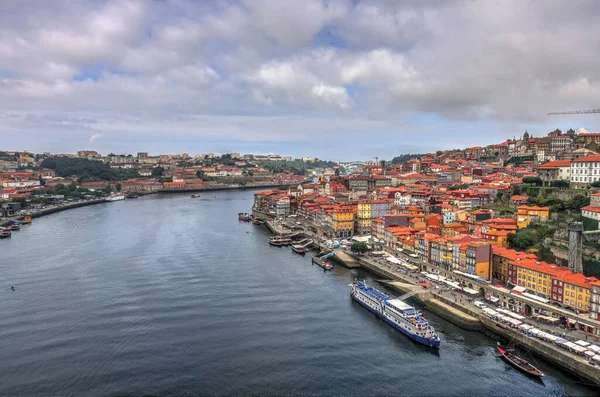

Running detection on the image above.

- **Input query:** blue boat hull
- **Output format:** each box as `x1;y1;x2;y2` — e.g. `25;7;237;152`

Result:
351;293;440;348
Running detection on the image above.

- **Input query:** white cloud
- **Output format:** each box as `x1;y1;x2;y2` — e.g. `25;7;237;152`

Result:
1;0;600;158
90;133;103;143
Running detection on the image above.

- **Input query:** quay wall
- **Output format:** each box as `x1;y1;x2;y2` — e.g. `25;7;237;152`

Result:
159;183;284;194
31;199;106;218
480;316;600;385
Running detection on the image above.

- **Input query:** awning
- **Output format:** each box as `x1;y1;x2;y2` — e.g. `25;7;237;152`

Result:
487;296;500;303
593;355;600;363
421;282;431;288
397;248;404;252
568;318;578;325
575;340;591;347
512;286;526;294
584;350;595;357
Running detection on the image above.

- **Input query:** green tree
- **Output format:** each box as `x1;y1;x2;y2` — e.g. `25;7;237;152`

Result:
151;166;164;178
522;176;542;186
115;183;122;192
350;241;369;254
495;192;504;202
196;170;206;179
567;194;590;211
513;234;535;249
551;180;570;188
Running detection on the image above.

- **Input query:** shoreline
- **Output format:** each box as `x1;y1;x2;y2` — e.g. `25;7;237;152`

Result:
263;219;600;386
1;184;286;227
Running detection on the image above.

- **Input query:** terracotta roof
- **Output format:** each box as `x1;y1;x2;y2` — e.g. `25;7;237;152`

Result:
573;155;600;163
581;205;600;213
538;160;571;168
510;195;529;201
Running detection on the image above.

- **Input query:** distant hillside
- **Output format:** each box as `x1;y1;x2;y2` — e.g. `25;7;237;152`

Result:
41;157;131;181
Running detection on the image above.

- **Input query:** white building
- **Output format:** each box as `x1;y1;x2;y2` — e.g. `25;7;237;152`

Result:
570;155;600;188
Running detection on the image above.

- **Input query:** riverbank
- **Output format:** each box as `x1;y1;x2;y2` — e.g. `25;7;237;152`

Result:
1;198;106;227
342;251;600;385
261;221;600;385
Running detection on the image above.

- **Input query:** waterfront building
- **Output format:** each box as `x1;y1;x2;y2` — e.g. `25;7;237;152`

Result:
516;205;549;229
356;199;391;235
465;242;492;280
492;247;538;283
590;279;600;322
508;259;563;298
331;205;354;238
551;270;598;313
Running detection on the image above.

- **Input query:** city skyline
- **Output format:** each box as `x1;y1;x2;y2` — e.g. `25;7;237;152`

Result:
2;0;600;160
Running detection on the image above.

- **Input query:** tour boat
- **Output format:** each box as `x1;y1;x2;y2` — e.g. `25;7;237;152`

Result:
105;193;125;202
350;281;440;348
496;344;544;378
0;229;11;238
21;216;32;224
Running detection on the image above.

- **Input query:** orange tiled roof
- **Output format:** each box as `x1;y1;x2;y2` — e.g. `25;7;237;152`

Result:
538;160;571;168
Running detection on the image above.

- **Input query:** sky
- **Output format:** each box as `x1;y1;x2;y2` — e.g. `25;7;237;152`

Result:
2;0;600;161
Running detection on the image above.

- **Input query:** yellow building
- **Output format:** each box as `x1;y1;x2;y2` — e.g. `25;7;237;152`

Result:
517;205;550;229
332;206;354;238
551;271;597;312
491;247;536;282
507;259;561;298
356;201;373;235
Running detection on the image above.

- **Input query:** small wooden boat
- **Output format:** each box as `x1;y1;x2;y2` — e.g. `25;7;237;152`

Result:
0;229;11;238
21;216;32;224
496;345;544;378
191;194;199;198
9;223;20;231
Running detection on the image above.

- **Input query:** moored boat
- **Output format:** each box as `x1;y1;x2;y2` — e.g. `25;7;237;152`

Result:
9;223;20;231
312;256;333;270
238;212;251;221
21;216;32;224
105;193;125;202
349;281;440;348
269;237;284;247
496;344;544;378
191;194;199;198
127;193;139;199
0;228;11;238
291;245;308;255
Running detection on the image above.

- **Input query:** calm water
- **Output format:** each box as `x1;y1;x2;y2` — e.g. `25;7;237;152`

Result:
0;190;596;396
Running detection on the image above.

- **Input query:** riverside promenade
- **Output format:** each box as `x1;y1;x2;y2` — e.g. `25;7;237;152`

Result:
1;198;106;227
261;219;600;384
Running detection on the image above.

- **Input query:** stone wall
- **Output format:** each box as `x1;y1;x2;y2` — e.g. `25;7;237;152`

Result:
480;316;600;386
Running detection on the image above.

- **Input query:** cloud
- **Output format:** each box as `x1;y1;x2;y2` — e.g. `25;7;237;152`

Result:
1;0;600;158
90;133;103;143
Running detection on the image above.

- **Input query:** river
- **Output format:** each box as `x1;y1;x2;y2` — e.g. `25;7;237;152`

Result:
0;190;596;396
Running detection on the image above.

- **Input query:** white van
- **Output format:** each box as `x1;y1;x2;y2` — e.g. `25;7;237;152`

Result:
473;301;487;309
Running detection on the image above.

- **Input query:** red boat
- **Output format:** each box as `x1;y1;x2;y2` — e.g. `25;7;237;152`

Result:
496;345;544;378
